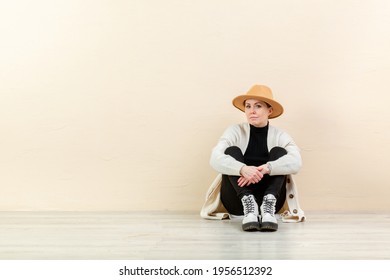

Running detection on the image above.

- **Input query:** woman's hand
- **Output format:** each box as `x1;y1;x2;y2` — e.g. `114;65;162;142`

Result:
238;165;264;187
258;163;270;175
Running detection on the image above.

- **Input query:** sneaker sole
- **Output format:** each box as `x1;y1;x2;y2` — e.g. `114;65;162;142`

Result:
242;222;261;231
260;222;278;232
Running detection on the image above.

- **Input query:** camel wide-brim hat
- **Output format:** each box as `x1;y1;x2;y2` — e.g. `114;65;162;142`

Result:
232;84;284;119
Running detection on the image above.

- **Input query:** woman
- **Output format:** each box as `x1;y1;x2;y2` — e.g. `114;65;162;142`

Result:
200;84;305;232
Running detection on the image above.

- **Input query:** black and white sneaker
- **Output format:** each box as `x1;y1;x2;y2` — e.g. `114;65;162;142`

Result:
260;194;278;231
241;195;261;231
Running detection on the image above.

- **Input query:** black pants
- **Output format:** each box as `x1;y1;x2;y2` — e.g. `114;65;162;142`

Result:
220;146;287;215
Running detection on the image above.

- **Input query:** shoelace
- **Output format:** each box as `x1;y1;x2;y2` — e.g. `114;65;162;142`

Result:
242;196;256;216
263;196;276;216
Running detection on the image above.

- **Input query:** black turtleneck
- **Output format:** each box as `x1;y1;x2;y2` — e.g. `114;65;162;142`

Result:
244;123;269;166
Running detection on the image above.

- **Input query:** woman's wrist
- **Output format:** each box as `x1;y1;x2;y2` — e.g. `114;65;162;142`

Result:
239;165;247;176
266;163;272;174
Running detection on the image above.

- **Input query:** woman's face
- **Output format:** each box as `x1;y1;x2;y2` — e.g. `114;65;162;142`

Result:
244;99;273;127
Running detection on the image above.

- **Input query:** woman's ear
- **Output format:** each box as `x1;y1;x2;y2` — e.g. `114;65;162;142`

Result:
268;107;273;116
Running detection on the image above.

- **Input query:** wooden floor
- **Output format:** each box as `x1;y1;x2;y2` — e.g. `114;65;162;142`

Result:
0;211;389;260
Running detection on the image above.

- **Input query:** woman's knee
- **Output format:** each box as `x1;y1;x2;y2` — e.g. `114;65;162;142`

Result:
269;147;287;161
224;146;244;162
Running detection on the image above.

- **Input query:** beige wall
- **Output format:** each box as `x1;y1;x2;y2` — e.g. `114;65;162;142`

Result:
1;0;390;212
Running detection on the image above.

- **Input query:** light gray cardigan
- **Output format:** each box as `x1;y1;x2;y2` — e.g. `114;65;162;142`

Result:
200;123;305;222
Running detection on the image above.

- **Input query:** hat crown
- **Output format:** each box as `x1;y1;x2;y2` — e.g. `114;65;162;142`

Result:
246;85;273;100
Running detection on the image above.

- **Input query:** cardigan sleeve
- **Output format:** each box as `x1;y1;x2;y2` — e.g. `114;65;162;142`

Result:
209;125;246;176
267;129;302;176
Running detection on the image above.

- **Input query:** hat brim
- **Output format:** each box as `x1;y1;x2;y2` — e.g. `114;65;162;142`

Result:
232;95;284;119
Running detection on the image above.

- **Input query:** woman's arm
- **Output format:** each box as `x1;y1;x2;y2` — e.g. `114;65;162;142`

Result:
267;131;302;176
209;125;246;176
